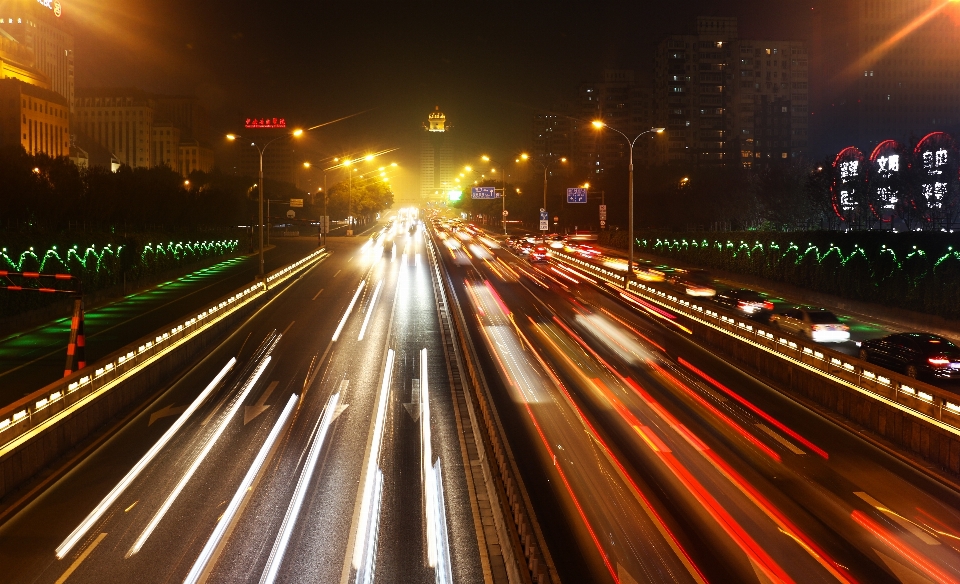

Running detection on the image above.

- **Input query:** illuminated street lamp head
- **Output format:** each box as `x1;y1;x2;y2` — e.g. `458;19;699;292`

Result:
520;153;530;160
226;134;237;140
653;127;665;133
365;154;375;161
344;159;352;166
582;182;590;188
184;180;190;186
464;165;473;172
481;155;490;162
303;162;311;168
293;129;304;137
560;157;567;163
391;162;397;167
591;121;605;129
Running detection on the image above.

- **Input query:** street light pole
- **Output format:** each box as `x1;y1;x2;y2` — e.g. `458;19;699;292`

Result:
227;129;303;281
591;123;664;288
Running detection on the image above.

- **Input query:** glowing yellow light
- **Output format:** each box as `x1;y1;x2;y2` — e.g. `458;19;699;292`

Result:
344;159;352;166
591;121;605;129
391;162;397;167
365;154;375;161
560;157;567;163
654;127;665;133
293;129;304;137
464;165;473;171
520;153;529;160
303;162;311;168
225;134;237;141
481;155;490;162
582;183;590;188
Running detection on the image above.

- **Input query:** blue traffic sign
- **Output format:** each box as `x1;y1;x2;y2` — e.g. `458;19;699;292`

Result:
539;210;549;221
566;188;588;203
471;186;497;199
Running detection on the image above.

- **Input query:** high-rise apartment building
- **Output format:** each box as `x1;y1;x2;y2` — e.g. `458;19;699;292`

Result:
655;17;808;167
0;0;74;109
152;124;180;170
577;69;656;174
811;0;960;155
420;106;454;203
74;88;155;168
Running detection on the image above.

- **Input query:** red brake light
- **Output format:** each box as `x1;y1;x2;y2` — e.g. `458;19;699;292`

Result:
928;356;951;366
763;301;774;311
737;301;746;309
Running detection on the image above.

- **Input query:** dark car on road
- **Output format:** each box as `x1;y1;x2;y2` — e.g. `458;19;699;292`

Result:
859;333;960;381
715;289;774;316
670;269;716;297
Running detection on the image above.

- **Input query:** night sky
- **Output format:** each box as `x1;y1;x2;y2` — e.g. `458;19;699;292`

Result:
70;0;811;194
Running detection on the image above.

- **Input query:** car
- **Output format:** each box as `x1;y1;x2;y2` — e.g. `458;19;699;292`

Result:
529;245;548;262
517;240;533;255
576;244;601;259
715;289;774;315
546;235;565;249
772;308;850;343
859;333;960;380
671;269;716;297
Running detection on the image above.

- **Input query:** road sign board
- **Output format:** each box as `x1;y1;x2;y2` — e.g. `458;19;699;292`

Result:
539;210;549;221
566;188;588;203
502;210;509;216
472;186;497;199
599;204;607;220
289;198;303;208
600;220;606;227
286;210;296;219
539;220;549;231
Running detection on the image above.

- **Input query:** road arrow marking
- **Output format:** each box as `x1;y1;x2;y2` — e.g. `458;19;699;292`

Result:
332;404;349;422
244;381;278;425
403;379;421;421
149;404;187;426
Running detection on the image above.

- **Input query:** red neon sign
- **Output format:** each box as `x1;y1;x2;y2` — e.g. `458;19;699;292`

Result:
245;118;286;129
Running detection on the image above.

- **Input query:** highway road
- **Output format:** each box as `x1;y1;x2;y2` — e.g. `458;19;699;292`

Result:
0;238;323;402
434;219;960;584
0;221;483;584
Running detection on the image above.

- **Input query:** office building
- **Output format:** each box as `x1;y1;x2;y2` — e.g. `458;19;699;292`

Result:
0;0;74;109
152;124;180;170
0;77;68;156
74;88;155;168
420;106;454;203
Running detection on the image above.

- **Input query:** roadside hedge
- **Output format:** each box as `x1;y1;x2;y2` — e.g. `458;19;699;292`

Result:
601;230;960;320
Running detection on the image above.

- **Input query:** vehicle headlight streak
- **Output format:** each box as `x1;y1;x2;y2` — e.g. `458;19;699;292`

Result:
419;348;453;583
127;353;274;557
260;390;342;584
357;280;384;341
333;280;366;341
183;393;299;584
352;349;395;577
55;358;237;560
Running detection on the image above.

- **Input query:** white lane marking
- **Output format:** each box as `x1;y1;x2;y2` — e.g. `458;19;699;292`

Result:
260;391;342;584
312;288;324;300
183;393;299;584
332;280;366;341
56;359;236;559
350;350;395;572
755;423;805;455
334;270;342;277
244;380;279;425
357;280;384;341
855;492;940;546
127;356;273;557
281;321;295;336
56;532;107;584
420;348;452;580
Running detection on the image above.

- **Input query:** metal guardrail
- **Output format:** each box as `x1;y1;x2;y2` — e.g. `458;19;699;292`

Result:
0;247;329;455
550;249;960;437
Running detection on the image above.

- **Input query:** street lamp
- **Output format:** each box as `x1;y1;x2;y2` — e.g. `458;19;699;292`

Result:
481;155;514;235
226;128;304;280
591;121;664;287
518;153;566;232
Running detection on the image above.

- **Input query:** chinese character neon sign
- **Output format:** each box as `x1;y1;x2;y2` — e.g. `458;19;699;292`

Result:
36;0;62;16
245;118;286;129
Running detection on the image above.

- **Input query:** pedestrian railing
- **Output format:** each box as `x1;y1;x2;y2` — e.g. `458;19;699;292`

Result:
0;247;329;455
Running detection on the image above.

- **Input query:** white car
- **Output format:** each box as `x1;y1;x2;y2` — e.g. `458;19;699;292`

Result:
772;308;850;343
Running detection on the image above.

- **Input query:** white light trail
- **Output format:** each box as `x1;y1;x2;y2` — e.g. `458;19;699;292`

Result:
127;355;273;557
432;460;453;584
351;349;395;570
56;358;236;559
259;390;342;584
183;393;298;584
356;469;384;584
357;280;384;341
420;349;436;565
333;280;366;341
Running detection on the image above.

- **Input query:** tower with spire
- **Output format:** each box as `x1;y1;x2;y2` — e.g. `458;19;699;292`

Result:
420;106;455;203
